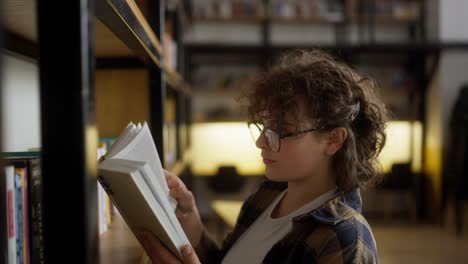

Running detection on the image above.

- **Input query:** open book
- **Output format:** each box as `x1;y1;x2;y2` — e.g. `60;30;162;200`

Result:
98;122;189;260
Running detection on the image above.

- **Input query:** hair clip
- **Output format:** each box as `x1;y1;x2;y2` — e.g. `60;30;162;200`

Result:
349;102;360;121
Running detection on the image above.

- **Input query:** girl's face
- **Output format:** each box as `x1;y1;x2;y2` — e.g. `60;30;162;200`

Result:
257;121;329;183
255;105;345;183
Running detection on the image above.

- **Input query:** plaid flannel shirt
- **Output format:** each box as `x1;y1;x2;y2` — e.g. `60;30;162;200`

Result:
196;180;379;264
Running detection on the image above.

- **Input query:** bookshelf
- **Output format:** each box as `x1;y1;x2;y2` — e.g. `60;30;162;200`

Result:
1;0;192;263
184;0;468;146
184;0;468;225
185;0;429;124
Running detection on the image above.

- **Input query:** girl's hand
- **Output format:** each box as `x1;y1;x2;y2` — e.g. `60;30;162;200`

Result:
140;231;200;264
164;169;204;248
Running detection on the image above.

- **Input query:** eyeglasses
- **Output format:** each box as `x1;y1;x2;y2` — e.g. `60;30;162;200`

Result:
247;122;318;152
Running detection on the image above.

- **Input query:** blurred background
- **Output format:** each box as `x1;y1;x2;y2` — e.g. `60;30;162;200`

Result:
1;0;468;263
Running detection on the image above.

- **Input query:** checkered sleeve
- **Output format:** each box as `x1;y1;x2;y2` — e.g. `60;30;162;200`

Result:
317;231;378;264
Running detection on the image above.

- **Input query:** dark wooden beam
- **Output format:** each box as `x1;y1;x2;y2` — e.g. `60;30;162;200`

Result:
0;9;6;264
148;0;166;164
186;42;468;56
4;31;37;60
96;57;145;69
37;0;97;262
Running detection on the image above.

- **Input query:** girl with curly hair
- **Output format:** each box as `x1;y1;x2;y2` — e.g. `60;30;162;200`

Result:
140;49;388;264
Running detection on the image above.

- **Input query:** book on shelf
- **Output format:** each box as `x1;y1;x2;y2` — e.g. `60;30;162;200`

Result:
98;122;189;260
97;144;113;236
2;153;43;264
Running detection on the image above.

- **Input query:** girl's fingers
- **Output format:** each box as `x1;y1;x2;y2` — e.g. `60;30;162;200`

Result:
180;244;201;264
164;170;180;188
163;169;196;213
170;188;194;211
140;232;181;264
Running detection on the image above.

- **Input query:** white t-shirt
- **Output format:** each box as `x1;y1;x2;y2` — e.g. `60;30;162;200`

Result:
221;188;338;264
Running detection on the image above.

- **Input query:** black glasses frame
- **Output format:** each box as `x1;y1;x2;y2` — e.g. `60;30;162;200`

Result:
247;122;318;152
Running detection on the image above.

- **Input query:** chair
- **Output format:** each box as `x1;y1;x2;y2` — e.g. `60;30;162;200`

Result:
380;162;418;223
207;165;246;194
442;85;468;236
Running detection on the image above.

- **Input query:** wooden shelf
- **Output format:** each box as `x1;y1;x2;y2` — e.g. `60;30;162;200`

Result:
193;16;266;24
192;16;341;25
165;67;193;95
271;16;341;25
2;0;136;57
1;0;193;262
96;0;163;67
186;42;468;55
192;89;240;98
98;212;144;264
95;0;192;95
349;15;419;24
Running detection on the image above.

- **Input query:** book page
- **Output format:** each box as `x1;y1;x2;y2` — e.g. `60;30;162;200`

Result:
106;122;136;158
139;163;189;244
111;123;177;210
133;171;188;258
111;125;141;159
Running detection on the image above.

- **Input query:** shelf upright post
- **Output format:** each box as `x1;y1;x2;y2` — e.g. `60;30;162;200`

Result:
148;0;166;164
36;0;98;262
0;8;6;264
261;0;271;69
173;8;184;161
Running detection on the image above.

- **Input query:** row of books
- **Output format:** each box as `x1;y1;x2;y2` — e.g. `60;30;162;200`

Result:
357;62;416;119
191;64;258;92
191;64;259;122
2;153;43;264
347;0;420;21
192;0;419;22
0;144;118;264
270;0;344;22
271;0;419;21
193;0;264;19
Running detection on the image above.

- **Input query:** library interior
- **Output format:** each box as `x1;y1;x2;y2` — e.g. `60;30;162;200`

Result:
1;0;468;263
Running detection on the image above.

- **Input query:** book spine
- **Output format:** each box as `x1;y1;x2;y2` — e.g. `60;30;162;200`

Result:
106;194;112;226
6;166;17;264
28;159;43;264
20;167;30;264
98;183;107;235
15;169;24;264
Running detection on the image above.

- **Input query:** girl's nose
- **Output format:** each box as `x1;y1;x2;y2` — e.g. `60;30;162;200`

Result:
256;132;268;150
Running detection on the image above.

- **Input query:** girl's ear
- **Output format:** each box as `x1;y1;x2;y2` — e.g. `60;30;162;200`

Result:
324;127;348;156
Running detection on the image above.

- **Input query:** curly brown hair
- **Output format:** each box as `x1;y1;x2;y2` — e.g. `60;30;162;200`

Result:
240;49;388;192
